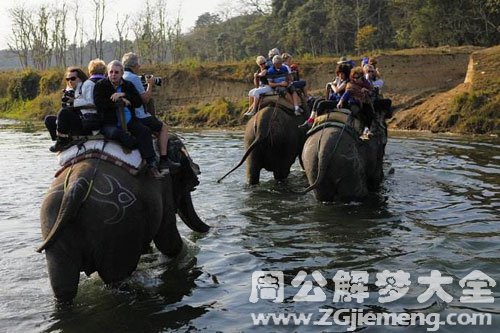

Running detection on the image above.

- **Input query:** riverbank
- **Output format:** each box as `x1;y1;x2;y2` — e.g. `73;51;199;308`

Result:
0;45;498;135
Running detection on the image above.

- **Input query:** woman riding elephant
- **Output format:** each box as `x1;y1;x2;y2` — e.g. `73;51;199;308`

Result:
218;95;309;185
38;137;208;302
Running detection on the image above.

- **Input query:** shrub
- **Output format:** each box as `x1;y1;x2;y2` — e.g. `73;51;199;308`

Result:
40;69;64;95
8;69;41;100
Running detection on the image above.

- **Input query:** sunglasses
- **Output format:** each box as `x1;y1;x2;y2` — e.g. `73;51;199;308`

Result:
353;76;362;80
259;63;266;66
65;77;77;81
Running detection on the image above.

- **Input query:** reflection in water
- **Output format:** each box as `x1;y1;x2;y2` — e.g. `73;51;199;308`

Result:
0;128;498;332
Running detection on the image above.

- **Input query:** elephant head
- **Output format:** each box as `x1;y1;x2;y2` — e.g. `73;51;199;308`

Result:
38;142;209;303
218;95;308;185
301;103;389;202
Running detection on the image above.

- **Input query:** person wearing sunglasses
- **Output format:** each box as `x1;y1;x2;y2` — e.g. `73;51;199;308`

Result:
245;55;273;116
45;67;89;152
337;66;376;140
363;64;384;96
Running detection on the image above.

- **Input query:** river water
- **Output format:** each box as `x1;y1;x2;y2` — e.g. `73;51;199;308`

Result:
0;121;499;332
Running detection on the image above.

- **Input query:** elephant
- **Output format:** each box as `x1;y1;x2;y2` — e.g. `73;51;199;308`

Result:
37;136;209;302
218;95;309;184
301;100;389;201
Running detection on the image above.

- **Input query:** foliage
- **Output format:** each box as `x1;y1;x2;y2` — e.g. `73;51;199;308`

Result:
39;69;64;95
165;98;245;127
8;70;41;100
356;25;378;54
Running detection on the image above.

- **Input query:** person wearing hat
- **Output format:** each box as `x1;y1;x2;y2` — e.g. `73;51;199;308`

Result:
337;56;355;70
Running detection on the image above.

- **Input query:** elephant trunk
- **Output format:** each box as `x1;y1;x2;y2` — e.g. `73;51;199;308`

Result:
177;192;210;233
37;177;90;253
216;136;262;183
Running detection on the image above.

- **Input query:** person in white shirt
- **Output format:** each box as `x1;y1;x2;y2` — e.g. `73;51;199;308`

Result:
121;52;179;172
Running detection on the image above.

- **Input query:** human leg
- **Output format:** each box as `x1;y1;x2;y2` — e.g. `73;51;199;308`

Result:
44;115;57;141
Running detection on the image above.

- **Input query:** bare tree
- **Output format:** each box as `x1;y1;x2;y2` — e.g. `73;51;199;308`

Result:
241;0;272;15
52;3;69;67
92;0;106;59
8;6;32;68
29;6;52;69
115;13;130;59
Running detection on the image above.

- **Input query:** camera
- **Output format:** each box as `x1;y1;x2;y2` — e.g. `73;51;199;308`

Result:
140;74;162;88
61;89;75;107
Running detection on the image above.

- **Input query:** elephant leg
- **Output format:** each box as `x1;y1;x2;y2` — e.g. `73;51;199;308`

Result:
247;158;261;185
45;242;81;303
337;175;368;200
273;167;290;181
154;199;183;257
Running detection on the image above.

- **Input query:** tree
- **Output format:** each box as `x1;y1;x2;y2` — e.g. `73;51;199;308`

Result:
52;3;69;68
8;6;31;69
355;25;378;54
92;0;106;59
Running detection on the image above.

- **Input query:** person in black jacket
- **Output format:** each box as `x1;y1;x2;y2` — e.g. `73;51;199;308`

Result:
94;60;163;178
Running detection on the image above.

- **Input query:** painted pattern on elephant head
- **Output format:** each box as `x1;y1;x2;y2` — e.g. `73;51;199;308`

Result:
90;173;136;224
45;173;136;225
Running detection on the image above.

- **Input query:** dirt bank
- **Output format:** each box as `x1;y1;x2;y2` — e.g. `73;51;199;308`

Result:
151;46;500;134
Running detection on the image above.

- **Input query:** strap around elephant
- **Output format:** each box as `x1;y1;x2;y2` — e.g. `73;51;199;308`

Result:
306;121;359;142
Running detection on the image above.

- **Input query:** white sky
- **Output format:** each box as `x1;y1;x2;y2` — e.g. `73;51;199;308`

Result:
0;0;229;50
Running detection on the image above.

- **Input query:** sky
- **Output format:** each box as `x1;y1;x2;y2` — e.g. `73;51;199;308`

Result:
0;0;227;50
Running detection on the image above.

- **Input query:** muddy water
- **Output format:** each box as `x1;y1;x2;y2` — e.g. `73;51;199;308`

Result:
0;123;498;332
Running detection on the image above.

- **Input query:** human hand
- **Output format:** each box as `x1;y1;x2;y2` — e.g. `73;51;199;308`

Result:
146;75;155;85
337;101;343;109
121;98;131;106
110;92;125;102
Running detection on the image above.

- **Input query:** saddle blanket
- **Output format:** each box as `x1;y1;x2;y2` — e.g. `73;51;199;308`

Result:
56;140;143;174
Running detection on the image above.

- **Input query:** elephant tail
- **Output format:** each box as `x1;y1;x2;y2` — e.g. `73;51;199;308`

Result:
216;136;263;183
300;128;344;195
37;177;91;253
299;148;330;195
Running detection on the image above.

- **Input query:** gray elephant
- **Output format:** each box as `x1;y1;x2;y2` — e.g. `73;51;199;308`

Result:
218;95;308;184
301;106;388;201
38;137;209;302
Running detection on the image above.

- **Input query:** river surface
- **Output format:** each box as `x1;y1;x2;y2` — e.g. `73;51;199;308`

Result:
0;121;499;332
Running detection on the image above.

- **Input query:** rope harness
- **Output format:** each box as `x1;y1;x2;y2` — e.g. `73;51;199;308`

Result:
63;140;107;202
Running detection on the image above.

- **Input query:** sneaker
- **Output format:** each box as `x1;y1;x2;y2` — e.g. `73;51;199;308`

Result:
49;137;71;153
298;120;313;129
294;107;304;116
147;164;164;179
159;158;181;174
359;133;370;141
244;109;256;117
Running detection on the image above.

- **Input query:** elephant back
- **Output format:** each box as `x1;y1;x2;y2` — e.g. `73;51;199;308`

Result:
258;93;309;117
305;111;364;144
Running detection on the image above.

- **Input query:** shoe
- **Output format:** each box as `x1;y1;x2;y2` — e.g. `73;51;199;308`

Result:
294;107;304;116
159;158;181;174
49;137;71;152
147;164;164;179
360;133;370;141
298;120;313;129
244;109;256;117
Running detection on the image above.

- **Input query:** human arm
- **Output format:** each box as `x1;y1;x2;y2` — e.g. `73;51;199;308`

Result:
73;81;95;109
124;81;143;108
